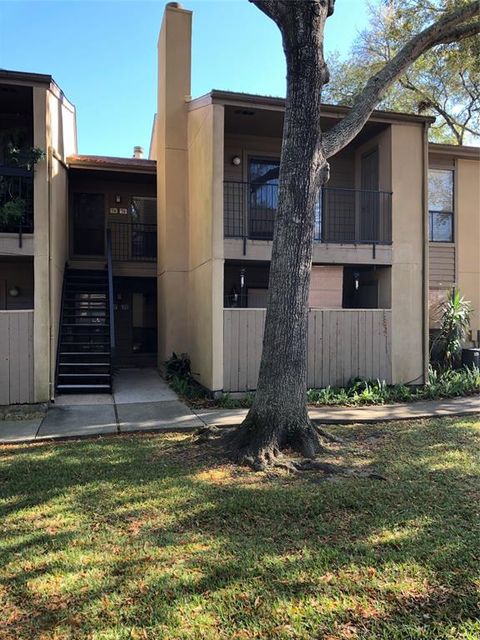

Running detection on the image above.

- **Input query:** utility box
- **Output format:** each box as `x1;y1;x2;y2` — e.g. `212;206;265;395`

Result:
462;348;480;368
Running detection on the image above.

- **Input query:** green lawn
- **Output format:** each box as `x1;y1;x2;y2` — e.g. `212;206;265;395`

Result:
1;418;479;640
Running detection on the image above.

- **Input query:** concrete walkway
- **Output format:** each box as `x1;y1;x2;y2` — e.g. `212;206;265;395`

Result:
197;394;480;427
0;369;203;444
1;382;478;445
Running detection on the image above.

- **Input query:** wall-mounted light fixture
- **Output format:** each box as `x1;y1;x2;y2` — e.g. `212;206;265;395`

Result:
353;271;360;291
8;286;20;298
232;155;241;166
115;195;121;204
240;268;246;290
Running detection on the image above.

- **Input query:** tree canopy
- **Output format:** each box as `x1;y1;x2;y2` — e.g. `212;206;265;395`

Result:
323;0;480;145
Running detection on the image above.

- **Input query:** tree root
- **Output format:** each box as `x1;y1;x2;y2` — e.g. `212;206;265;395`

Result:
240;451;387;480
193;419;387;481
313;424;344;444
193;425;222;442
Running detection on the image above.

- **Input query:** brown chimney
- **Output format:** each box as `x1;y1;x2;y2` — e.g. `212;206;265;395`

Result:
133;145;144;159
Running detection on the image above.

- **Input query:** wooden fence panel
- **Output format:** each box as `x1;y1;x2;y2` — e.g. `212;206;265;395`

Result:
223;308;392;392
0;311;34;404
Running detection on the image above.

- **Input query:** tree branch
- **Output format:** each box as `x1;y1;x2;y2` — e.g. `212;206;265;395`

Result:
322;1;480;158
435;21;480;44
248;0;288;25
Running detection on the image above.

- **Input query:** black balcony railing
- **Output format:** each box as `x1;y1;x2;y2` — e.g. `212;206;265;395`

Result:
109;221;157;262
0;167;34;240
224;181;392;245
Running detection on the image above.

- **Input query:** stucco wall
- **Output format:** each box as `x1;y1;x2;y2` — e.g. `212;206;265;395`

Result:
48;87;76;400
31;83;76;402
156;4;191;367
187;103;224;390
390;122;426;384
32;86;50;401
456;158;480;339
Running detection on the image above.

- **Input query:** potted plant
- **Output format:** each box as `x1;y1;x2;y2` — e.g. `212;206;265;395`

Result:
0;130;44;230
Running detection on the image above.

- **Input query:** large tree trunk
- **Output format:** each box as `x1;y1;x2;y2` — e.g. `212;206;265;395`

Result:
228;3;330;467
226;0;480;469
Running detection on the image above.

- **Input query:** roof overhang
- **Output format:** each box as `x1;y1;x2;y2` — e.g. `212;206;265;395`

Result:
428;143;480;161
67;155;156;174
189;90;436;126
0;69;53;86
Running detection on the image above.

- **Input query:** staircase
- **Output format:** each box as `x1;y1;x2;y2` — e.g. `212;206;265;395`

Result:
56;268;113;394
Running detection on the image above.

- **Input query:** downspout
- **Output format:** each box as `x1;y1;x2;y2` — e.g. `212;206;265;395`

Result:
422;122;430;384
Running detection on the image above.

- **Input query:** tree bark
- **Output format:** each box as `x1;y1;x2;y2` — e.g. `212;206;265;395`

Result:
228;2;331;466
227;0;480;469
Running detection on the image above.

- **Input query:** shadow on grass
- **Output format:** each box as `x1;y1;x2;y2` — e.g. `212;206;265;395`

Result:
0;417;478;639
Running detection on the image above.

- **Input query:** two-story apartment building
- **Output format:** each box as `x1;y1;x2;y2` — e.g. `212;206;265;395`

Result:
0;2;478;404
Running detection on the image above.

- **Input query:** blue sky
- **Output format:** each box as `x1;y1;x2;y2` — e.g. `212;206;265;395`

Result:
0;0;371;157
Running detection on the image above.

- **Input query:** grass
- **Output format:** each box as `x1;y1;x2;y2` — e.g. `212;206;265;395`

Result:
1;417;479;639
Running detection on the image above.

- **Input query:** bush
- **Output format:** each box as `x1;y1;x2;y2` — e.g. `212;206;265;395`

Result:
307;365;480;407
164;352;207;400
165;352;191;381
431;289;472;369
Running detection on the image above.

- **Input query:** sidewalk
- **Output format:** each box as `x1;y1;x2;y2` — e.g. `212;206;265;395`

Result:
196;394;480;427
1;387;478;445
0;369;203;444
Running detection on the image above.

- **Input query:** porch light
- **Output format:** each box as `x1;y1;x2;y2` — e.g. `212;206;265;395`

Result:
232;155;241;166
240;268;246;289
353;271;360;291
8;286;20;297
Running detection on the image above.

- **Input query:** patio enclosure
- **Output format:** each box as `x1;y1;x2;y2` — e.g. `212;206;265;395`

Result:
223;308;392;392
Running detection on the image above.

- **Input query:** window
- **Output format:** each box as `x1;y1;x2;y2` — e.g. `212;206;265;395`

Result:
429;169;454;242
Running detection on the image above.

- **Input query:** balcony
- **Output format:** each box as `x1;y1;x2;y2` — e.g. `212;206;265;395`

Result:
0;167;34;245
108;221;157;262
224;182;392;245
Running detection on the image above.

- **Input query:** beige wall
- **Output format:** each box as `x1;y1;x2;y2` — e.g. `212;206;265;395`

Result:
156;4;191;366
390;122;426;384
187;103;224;390
32;85;50;401
457;158;480;340
427;152;480;342
31;83;76;402
156;4;225;391
309;265;343;308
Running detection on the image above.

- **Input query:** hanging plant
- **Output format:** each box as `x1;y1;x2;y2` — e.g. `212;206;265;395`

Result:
0;197;26;227
6;143;45;171
0;137;44;229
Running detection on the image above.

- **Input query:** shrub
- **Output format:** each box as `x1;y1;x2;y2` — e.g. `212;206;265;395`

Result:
432;289;472;369
164;352;207;400
165;352;191;381
307;365;480;407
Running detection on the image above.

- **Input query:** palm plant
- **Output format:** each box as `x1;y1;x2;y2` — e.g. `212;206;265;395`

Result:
432;289;472;369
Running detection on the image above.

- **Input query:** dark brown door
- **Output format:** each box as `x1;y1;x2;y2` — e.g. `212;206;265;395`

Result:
360;148;379;242
73;193;105;255
113;278;157;367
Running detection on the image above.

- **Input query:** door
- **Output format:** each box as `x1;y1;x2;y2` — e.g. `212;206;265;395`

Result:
360;148;379;242
73;193;105;256
248;158;279;239
113;278;158;367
